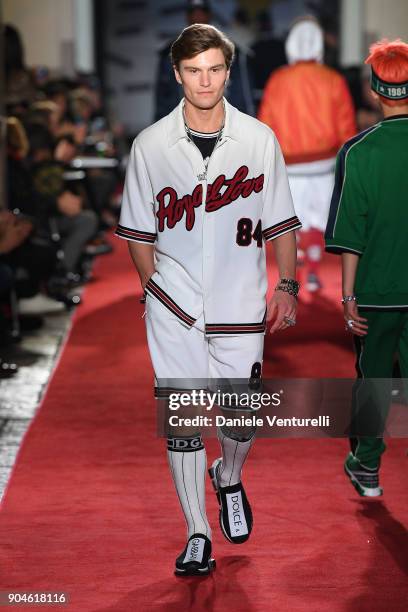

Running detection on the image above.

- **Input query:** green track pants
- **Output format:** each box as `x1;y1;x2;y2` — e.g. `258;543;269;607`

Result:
351;309;408;468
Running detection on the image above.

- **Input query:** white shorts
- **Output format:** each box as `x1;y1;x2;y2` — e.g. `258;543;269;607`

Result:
145;293;264;390
287;158;335;232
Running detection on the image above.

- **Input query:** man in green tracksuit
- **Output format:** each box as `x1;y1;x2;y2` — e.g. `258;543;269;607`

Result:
325;39;408;497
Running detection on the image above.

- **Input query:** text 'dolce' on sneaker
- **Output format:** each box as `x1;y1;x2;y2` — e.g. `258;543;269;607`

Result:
209;458;253;544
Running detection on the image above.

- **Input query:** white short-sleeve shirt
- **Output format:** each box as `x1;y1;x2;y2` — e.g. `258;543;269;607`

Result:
116;98;300;335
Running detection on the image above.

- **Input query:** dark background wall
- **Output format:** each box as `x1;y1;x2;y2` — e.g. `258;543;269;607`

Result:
96;0;320;134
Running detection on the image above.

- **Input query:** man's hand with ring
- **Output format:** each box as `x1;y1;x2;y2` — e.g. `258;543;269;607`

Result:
267;291;297;334
343;299;368;336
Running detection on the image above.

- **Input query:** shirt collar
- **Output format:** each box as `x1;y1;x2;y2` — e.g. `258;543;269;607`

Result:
382;114;408;122
166;97;239;147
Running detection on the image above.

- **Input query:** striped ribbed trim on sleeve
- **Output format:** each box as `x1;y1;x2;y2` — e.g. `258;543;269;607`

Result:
262;216;302;241
115;224;156;243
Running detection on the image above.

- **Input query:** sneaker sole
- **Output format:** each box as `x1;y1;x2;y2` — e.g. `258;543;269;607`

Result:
344;463;383;497
208;461;221;504
175;558;216;577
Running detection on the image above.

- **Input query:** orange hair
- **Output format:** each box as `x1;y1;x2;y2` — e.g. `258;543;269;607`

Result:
365;39;408;106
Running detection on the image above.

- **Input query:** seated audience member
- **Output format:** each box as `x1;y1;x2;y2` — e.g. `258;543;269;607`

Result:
42;80;85;145
6;118;65;314
26;124;99;283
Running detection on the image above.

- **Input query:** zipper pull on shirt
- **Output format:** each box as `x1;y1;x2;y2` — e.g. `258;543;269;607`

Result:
198;156;209;181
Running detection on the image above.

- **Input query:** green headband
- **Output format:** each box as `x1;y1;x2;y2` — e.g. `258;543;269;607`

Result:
371;68;408;100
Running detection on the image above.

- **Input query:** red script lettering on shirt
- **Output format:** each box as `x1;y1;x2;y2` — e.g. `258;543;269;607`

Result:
156;165;264;232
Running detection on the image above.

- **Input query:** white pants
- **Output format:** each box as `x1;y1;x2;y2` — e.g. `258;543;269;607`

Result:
145;293;264;388
287;158;335;232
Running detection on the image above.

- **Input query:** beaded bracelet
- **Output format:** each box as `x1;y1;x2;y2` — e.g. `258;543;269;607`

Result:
341;295;357;304
275;278;300;299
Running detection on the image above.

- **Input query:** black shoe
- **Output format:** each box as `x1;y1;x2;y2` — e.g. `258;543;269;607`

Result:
1;346;40;367
209;458;253;544
175;534;215;577
48;272;86;291
0;358;18;378
19;315;44;332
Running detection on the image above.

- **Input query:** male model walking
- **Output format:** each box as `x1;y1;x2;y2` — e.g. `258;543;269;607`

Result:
259;17;356;291
325;39;408;497
116;24;300;575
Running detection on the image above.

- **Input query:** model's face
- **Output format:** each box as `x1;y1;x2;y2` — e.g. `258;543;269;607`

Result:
174;48;229;110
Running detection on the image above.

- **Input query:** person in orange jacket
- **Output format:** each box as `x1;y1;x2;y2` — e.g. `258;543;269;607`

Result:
258;16;356;291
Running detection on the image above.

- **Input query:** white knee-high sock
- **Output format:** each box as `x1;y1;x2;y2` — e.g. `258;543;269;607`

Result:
167;436;211;540
217;427;254;487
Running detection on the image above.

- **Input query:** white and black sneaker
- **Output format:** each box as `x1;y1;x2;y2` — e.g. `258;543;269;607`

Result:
209;458;253;544
175;534;215;577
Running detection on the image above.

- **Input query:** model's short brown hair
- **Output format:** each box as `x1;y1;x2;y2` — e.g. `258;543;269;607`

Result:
171;24;235;70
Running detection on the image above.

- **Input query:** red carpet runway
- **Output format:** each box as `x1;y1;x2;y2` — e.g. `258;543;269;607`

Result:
0;239;407;611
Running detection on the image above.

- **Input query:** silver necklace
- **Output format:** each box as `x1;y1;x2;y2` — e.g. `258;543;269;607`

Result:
183;102;225;181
